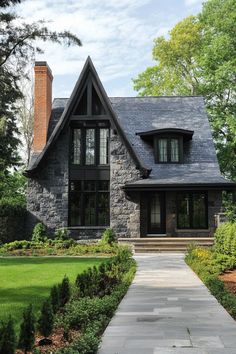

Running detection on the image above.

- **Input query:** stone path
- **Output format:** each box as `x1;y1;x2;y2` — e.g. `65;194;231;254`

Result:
98;253;236;354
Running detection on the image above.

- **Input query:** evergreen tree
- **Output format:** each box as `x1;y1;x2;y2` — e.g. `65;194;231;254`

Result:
59;276;70;307
0;0;81;173
0;317;16;354
38;299;54;339
18;304;35;354
50;285;60;314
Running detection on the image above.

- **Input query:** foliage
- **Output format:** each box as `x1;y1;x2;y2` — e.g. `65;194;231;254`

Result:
186;244;236;319
0;198;26;217
31;223;46;242
223;192;236;222
0;257;104;330
55;228;71;241
100;228;116;245
38;299;54;338
0;237;122;256
0;317;16;354
133;0;236;179
18;304;35;354
59;276;71;307
0;0;81;173
133;16;202;96
0;171;26;201
214;222;236;256
54;249;136;353
50;285;60;314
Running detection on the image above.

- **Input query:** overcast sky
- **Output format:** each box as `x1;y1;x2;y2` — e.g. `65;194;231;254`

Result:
16;0;203;99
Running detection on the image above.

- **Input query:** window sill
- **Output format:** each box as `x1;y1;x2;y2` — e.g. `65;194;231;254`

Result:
176;228;210;232
68;226;109;230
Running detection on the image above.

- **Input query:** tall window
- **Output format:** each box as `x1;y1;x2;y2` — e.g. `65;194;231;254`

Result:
157;137;180;163
69;180;110;226
71;124;109;166
177;192;208;229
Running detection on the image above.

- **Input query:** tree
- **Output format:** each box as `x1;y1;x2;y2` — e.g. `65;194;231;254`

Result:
18;74;34;165
0;0;82;174
133;0;236;179
18;304;35;354
0;317;16;354
199;0;236;179
133;16;203;96
38;299;54;339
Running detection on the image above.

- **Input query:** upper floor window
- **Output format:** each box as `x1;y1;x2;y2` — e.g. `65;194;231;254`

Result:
156;137;180;163
73;81;106;116
71;123;109;166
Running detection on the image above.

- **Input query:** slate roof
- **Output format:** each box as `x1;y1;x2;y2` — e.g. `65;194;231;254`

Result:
35;95;235;188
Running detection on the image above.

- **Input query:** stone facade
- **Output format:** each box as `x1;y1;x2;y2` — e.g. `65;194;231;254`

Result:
27;128;141;239
27;129;69;236
110;130;140;238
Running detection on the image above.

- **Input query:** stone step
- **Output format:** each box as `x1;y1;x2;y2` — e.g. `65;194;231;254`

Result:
119;237;214;253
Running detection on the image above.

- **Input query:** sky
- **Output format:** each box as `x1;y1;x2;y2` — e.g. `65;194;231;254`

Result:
16;0;203;99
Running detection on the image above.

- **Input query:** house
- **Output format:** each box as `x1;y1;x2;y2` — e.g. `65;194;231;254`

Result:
25;57;236;239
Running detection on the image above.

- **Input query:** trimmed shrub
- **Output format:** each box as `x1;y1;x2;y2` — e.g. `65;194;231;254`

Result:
38;299;54;338
59;276;71;307
50;285;60;314
0;317;16;354
54;228;70;240
18;304;35;354
100;228;116;245
31;223;46;243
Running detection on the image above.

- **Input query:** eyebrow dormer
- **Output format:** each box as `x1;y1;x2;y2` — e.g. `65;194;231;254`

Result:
136;128;194;164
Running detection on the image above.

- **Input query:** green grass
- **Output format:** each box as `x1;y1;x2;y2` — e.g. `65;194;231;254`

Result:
0;257;105;331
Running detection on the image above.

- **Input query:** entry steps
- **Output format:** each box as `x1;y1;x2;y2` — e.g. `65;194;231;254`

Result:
118;237;214;253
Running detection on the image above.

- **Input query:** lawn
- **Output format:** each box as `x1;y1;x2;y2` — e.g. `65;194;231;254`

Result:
0;257;105;330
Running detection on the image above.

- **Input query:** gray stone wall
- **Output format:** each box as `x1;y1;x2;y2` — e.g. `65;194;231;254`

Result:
26;129;69;236
110;131;141;238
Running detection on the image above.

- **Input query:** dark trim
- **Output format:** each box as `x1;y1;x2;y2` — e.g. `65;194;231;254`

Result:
25;57;151;178
123;183;236;192
136;128;194;141
147;192;166;234
155;136;183;164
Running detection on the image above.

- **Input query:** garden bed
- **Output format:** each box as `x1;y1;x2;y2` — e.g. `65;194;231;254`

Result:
219;270;236;296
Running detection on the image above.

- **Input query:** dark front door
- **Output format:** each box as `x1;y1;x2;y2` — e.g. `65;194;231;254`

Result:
148;192;166;234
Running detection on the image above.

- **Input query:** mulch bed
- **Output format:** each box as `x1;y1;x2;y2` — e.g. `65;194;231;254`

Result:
219;270;236;295
16;328;81;354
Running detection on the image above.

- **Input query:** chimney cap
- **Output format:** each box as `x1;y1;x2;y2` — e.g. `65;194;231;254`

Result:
35;61;53;77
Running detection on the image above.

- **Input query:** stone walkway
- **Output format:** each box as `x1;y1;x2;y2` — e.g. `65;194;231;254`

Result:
98;253;236;354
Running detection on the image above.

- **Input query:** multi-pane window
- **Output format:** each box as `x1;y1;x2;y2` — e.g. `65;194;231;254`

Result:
69;180;110;226
71;124;109;166
99;129;109;164
85;129;95;165
177;192;208;229
156;137;180;163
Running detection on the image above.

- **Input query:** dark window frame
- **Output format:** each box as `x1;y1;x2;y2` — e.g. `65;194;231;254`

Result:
154;135;183;164
70;122;110;167
176;191;208;229
69;180;110;227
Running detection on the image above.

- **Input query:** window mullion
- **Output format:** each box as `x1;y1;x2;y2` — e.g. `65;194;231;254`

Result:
190;193;194;228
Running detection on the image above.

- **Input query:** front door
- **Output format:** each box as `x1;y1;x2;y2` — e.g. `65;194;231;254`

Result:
148;192;166;235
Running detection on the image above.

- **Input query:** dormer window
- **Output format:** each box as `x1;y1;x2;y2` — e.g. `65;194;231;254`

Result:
136;128;194;165
157;137;180;163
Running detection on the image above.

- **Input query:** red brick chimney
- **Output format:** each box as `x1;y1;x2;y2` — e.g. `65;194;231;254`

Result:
33;61;53;152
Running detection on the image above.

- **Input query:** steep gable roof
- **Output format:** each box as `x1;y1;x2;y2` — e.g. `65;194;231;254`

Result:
26;57;150;177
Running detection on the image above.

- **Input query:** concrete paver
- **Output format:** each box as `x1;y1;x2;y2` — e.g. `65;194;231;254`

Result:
98;253;236;354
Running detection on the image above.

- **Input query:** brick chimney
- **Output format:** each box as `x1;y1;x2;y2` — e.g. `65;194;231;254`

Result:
33;61;53;152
